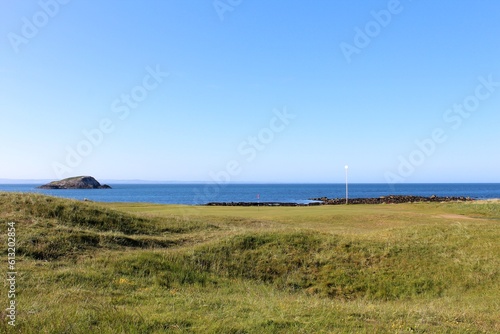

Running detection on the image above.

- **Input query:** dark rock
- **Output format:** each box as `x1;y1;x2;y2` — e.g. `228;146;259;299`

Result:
309;195;473;205
206;202;306;207
38;176;111;189
204;195;474;207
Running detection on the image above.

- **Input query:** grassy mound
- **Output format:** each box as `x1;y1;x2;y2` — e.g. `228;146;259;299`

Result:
1;192;499;333
0;193;215;259
0;192;213;234
185;227;498;300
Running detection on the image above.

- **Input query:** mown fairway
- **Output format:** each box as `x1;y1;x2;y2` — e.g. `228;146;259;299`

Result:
1;193;499;333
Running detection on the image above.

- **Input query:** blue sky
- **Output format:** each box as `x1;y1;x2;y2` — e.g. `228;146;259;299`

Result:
1;0;499;183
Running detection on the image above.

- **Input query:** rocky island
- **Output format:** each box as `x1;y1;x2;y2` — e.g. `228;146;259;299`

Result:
38;176;111;189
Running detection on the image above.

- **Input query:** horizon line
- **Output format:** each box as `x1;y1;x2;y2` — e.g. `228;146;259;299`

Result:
1;179;500;185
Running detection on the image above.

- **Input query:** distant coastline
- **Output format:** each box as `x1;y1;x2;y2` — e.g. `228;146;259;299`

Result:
2;180;500;185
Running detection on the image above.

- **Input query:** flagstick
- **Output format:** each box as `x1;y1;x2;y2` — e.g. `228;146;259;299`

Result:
345;165;349;205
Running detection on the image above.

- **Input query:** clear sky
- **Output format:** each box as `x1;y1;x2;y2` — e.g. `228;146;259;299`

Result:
1;0;499;183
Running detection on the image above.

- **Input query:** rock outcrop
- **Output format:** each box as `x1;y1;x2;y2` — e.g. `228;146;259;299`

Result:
205;195;473;206
206;201;321;207
38;176;111;189
311;195;472;205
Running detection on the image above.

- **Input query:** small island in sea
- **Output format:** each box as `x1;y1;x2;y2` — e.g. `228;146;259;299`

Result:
38;176;111;189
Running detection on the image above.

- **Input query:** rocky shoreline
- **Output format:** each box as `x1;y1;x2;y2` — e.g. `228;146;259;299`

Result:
206;201;320;207
205;195;473;207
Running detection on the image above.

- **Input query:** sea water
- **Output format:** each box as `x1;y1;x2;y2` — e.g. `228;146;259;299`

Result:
0;183;499;205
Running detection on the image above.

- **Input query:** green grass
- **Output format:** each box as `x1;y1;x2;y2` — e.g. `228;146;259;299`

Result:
1;192;499;333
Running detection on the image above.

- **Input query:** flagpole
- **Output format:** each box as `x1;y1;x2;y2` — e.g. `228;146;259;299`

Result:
345;165;349;205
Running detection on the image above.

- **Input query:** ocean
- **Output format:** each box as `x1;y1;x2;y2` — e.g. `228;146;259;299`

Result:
0;183;499;205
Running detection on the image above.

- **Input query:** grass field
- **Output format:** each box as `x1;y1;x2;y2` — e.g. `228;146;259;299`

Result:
1;192;499;333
